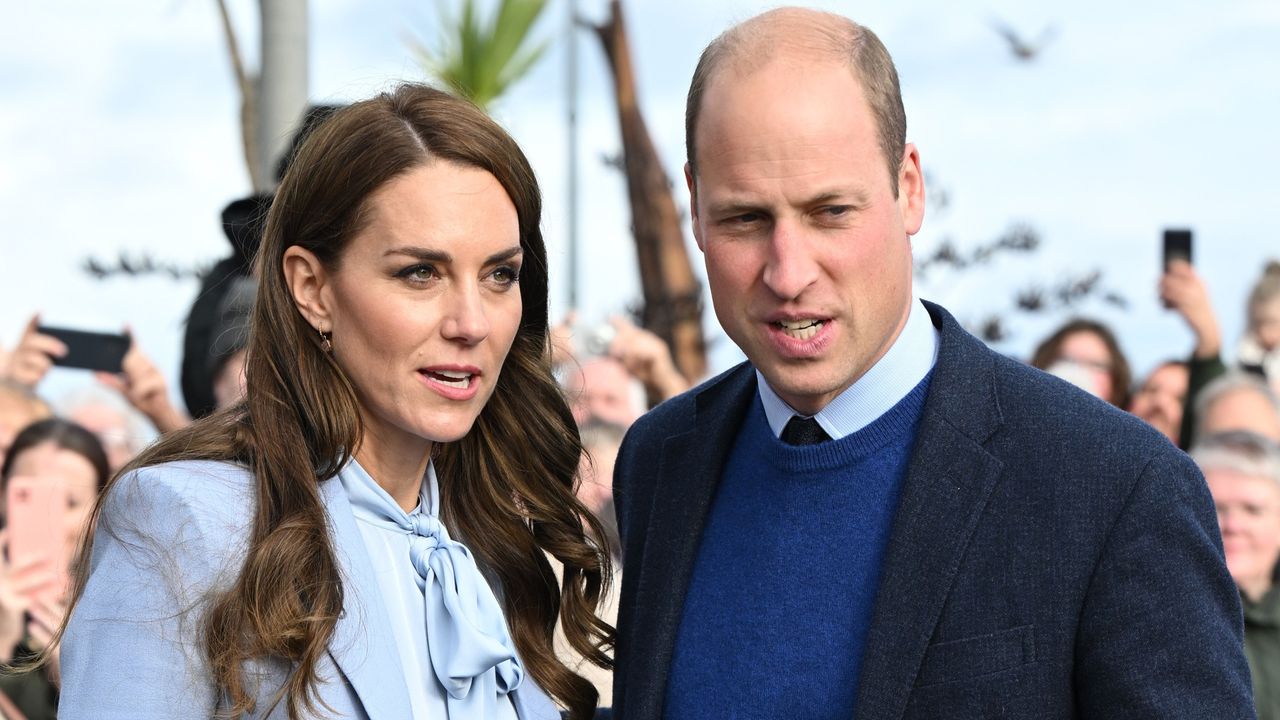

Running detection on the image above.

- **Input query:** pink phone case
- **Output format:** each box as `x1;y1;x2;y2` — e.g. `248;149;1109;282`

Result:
5;476;70;603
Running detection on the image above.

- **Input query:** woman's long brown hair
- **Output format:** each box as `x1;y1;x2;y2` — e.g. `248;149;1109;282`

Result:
50;83;613;719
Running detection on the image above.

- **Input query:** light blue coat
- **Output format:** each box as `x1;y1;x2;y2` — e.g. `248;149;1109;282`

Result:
59;460;559;719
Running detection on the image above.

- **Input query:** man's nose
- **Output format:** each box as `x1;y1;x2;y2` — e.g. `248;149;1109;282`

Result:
1218;509;1240;535
761;223;818;300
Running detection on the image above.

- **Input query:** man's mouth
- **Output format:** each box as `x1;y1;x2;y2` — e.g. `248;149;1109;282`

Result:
775;319;824;341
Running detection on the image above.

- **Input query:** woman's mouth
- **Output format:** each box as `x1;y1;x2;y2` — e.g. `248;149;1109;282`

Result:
419;366;482;400
423;369;474;388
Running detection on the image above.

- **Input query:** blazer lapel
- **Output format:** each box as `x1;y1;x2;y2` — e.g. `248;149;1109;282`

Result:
853;302;1007;720
624;364;758;720
319;477;415;719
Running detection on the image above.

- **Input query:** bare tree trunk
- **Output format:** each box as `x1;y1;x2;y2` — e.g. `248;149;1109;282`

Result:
215;0;264;192
258;0;309;186
592;0;707;391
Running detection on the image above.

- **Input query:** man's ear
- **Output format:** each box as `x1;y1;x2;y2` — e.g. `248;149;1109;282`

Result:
282;246;332;330
897;143;926;236
684;162;705;251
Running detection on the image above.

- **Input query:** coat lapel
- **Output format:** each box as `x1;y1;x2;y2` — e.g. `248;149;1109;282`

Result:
319;477;415;719
853;302;1007;720
624;365;758;720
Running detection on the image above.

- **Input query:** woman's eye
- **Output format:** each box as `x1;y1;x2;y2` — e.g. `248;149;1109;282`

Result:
491;265;521;286
396;264;437;283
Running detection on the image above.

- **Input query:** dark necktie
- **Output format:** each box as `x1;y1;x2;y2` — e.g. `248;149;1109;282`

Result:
782;416;831;445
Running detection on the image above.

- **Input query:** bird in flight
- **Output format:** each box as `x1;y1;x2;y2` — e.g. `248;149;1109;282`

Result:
990;19;1058;62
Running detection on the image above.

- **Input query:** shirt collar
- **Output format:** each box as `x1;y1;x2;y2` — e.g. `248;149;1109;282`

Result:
758;297;939;440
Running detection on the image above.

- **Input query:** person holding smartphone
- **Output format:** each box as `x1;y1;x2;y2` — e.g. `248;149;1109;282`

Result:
0;418;109;720
50;84;612;720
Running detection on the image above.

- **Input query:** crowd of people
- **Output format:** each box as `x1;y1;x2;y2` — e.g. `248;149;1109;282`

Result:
0;5;1279;719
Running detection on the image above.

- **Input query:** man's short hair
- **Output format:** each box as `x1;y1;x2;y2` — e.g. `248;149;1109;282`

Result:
1195;371;1280;440
684;8;907;196
1191;429;1280;486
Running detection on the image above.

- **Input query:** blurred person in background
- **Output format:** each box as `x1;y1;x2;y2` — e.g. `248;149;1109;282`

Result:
1241;262;1280;387
0;419;109;720
179;193;269;419
0;382;51;468
1029;318;1133;408
1194;372;1280;445
555;419;626;707
556;314;690;428
0;319;66;391
181;105;342;420
2;314;188;459
94;334;189;437
565;358;645;429
205;276;255;411
56;387;153;475
1127;360;1189;445
1163;258;1280;448
600;316;691;409
576;420;624;567
1193;429;1280;720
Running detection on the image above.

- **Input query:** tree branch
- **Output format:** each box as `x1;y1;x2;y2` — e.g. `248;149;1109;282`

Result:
215;0;264;191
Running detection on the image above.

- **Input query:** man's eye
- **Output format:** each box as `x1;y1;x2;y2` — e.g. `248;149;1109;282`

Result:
821;205;851;218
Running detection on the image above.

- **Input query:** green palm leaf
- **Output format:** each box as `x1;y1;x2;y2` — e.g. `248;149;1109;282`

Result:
413;0;550;110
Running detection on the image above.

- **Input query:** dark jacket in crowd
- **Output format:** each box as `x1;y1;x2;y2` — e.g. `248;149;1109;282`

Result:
1246;585;1280;720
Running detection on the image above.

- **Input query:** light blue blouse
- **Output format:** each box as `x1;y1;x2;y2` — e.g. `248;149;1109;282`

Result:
339;459;520;719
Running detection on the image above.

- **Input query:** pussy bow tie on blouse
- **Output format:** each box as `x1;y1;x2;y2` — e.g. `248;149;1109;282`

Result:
406;512;525;706
345;458;525;718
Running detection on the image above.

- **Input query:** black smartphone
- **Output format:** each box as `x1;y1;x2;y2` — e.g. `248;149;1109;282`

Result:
1163;228;1193;269
36;325;130;373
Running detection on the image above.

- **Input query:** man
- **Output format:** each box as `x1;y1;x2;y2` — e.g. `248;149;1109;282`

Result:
1196;372;1280;445
612;8;1253;719
1193;430;1280;719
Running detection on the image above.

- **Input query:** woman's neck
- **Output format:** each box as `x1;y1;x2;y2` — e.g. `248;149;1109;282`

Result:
353;434;432;512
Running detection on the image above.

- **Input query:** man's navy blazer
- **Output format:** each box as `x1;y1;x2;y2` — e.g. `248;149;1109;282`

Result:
612;301;1255;719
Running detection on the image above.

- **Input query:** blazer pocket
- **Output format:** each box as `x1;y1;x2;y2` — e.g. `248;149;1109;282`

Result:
915;625;1036;687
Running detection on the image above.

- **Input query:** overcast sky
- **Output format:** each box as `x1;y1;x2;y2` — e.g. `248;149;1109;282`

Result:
2;0;1278;413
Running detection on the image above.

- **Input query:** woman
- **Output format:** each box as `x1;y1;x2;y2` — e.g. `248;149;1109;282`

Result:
1029;318;1133;408
1240;261;1280;390
1161;259;1280;447
51;84;612;719
0;418;110;720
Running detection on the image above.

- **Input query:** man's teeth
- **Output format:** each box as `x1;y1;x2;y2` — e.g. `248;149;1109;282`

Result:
776;319;823;340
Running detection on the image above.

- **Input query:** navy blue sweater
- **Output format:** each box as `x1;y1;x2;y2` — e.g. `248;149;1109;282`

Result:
664;374;931;719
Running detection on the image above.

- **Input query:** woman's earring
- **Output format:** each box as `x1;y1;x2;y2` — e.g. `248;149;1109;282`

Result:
318;327;333;354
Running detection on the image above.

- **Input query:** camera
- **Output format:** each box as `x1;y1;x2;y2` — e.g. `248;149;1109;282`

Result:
582;323;617;357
